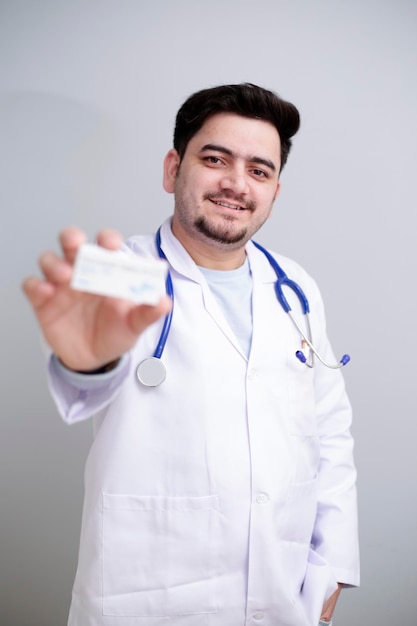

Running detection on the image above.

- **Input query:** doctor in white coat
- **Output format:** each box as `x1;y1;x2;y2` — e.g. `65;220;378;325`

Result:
23;83;359;626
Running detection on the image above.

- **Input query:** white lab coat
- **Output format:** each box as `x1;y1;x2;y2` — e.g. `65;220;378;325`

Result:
48;218;359;626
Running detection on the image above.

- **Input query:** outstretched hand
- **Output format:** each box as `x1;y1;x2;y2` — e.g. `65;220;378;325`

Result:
22;227;172;372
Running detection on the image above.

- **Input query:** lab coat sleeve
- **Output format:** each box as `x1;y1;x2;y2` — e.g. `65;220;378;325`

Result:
46;352;131;425
310;282;360;588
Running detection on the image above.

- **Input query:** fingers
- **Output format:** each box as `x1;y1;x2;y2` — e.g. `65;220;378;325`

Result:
24;225;125;300
59;227;88;264
39;251;72;284
127;296;173;336
22;276;55;310
59;227;123;265
96;229;124;251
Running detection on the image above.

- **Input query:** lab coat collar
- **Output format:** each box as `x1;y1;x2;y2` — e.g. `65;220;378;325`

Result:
159;218;278;285
159;219;281;362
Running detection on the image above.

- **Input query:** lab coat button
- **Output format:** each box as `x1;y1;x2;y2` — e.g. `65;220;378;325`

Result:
253;611;265;620
256;493;269;504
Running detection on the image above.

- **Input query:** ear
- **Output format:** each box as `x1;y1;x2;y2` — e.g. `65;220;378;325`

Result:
273;180;281;202
163;149;181;193
266;180;282;220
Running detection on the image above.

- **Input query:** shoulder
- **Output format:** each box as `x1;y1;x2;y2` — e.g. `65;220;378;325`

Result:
247;241;326;317
122;233;156;257
248;241;319;289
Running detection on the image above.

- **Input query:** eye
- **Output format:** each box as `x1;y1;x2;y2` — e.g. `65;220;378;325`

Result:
204;156;223;165
252;168;268;179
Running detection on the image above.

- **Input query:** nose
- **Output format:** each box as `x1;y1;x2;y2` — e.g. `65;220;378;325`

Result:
220;163;249;196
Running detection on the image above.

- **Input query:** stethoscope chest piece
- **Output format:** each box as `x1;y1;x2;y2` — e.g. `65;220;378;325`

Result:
136;357;166;387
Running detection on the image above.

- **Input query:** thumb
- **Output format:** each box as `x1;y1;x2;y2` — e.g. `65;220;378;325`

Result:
127;296;172;336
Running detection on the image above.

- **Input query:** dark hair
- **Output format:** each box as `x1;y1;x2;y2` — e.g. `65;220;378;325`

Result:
173;83;300;172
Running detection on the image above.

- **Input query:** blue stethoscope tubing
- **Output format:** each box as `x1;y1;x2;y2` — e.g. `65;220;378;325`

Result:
153;228;174;359
136;228;350;386
135;229;174;387
251;241;350;370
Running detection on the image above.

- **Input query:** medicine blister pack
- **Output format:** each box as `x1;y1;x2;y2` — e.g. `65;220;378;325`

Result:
71;244;169;305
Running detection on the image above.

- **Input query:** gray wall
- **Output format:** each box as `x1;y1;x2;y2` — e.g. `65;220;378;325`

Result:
1;1;416;624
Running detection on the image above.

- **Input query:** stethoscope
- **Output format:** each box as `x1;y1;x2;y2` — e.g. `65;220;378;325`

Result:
136;228;350;387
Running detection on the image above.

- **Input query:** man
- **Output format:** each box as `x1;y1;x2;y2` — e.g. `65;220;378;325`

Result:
23;83;359;626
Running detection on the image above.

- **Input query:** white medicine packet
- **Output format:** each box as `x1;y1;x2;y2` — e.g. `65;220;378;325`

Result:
71;243;169;305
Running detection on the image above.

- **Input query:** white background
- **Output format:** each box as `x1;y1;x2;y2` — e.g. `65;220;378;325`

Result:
1;1;416;623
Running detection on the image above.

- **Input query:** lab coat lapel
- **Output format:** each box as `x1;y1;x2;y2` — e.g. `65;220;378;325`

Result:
159;220;248;359
246;241;292;367
199;280;248;359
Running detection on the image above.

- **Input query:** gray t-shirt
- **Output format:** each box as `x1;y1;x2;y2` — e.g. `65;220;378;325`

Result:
199;257;253;358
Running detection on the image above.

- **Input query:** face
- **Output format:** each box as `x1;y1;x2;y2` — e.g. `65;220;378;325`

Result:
163;112;282;266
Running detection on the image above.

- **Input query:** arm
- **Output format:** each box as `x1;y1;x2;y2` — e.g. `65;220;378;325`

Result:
23;227;171;420
312;359;359;587
320;583;342;622
22;227;171;371
309;283;359;619
46;351;131;425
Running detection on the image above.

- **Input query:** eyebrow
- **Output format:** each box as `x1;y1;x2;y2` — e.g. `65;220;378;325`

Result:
200;143;277;174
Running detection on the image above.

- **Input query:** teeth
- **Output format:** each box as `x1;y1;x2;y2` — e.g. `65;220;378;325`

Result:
214;200;243;210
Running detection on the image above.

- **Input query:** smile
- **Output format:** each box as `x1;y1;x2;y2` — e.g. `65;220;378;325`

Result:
212;199;245;211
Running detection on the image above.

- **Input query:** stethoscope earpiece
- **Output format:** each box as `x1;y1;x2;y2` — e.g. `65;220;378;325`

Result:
295;350;307;364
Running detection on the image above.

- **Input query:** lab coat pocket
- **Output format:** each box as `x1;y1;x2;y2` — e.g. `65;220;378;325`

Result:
102;493;219;617
300;548;338;626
